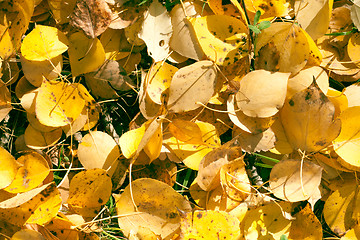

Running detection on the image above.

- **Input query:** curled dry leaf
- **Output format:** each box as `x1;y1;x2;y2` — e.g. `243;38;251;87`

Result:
69;0;112;38
269;159;323;202
235;70;290;118
115;178;192;239
167;60;217;113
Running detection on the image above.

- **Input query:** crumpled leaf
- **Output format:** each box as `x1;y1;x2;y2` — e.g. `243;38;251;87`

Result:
138;0;172;62
167;60;217;113
269;159;323;202
69;0;112;38
115;178;192;239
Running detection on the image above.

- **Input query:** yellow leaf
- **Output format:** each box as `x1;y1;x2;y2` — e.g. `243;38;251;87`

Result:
115;178;192;239
168;119;203;144
78;131;120;176
99;28;131;60
341;223;360;240
180;210;240;240
67;169;112;217
347;32;360;68
0;146;18;189
235;70;290;118
0;0;34;59
35;80;86;127
24;125;62;149
280;81;341;152
269;159;322;202
4;152;50;194
255;22;319;74
323;183;359;236
68;31;106;76
242;202;292;239
21;25;69;61
243;0;289;19
48;0;77;24
167;60;217;113
288;204;323;240
0;82;12;122
333;106;360;171
188;15;249;66
0;182;61;226
11;229;45;240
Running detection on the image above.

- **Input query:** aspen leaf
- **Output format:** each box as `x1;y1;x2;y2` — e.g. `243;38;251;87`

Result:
287;66;329;99
333;106;360;171
0;182;61;226
138;0;172;62
236;70;290;118
232;127;276;153
169;1;205;61
21;25;69;61
280;81;341;152
242;202;292;240
108;0;149;29
0;0;34;59
0;82;12;122
347;32;360;68
167;60;217;113
270;118;293;154
35;80;86;127
119;123;146;159
0;146;18;189
11;229;45;240
163;121;221;170
341;223;360;240
197;141;243;191
27;113;57;133
269;159;323;202
15;77;37;101
243;0;290;19
77;131;120;176
344;83;360;107
255;22;320;74
68;31;106;76
180;210;240;240
20;54;63;87
188;15;249;66
24;125;62;149
327;88;348;118
227;94;276;134
67;169;112;216
145;62;178;105
48;0;77;24
220;158;251;202
168;119;203;144
4;152;50;194
84;73;119;99
294;0;333;40
69;0;112;38
100;28;131;60
288;204;323;240
124;16;145;46
115;178;192;239
323;183;359;236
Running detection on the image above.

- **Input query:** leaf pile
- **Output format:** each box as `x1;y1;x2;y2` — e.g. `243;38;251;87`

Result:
2;0;360;239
